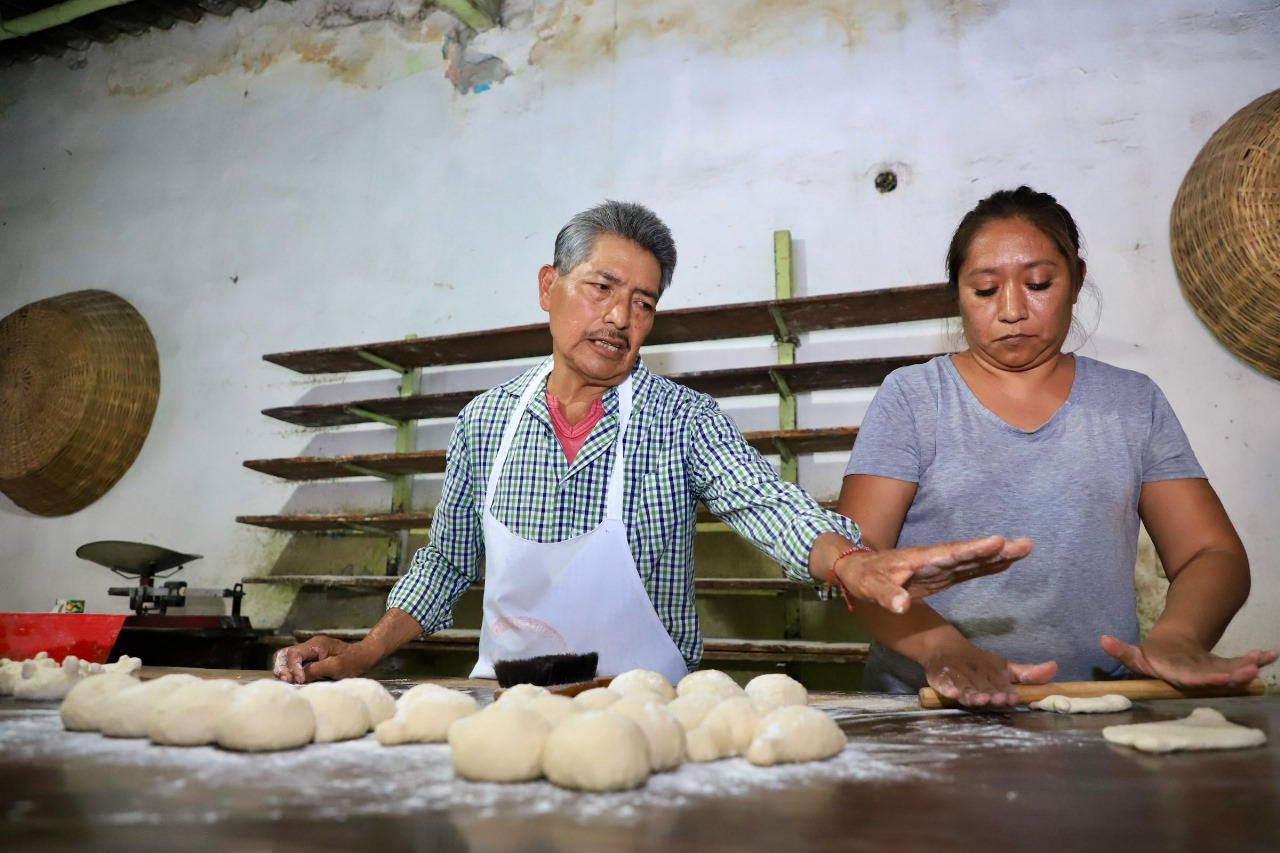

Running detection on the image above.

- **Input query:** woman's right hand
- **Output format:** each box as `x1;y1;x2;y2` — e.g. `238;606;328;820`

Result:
924;640;1058;707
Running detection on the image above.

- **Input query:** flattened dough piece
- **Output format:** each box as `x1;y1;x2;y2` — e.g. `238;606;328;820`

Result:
1029;694;1132;714
1102;707;1267;753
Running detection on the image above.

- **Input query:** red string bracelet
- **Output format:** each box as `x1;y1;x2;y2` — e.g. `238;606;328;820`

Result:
825;543;875;612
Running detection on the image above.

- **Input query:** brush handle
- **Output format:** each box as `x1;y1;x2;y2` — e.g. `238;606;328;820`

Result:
918;677;1266;709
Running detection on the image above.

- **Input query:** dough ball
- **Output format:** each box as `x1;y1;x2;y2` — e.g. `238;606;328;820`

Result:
301;683;372;743
542;711;651;791
747;705;846;766
677;669;744;701
101;655;143;675
526;694;579;727
1029;694;1132;714
494;683;550;707
667;693;720;732
0;660;21;696
332;678;396;725
98;675;202;739
609;669;676;703
60;672;141;731
573;687;620;710
0;653;56;695
745;673;808;711
698;697;761;759
215;680;316;752
449;705;550;783
684;725;723;763
375;688;478;745
148;680;241;746
610;696;685;772
13;656;90;701
396;683;456;708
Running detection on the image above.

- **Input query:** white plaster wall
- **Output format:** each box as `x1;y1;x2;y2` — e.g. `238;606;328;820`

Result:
1;0;1277;676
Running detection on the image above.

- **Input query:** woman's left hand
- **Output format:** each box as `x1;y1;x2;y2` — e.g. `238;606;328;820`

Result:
1099;633;1278;688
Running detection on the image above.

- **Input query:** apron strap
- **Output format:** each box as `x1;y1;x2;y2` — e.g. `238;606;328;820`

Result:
485;358;634;522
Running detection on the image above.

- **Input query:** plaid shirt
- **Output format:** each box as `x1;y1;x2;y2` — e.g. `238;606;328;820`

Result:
386;357;861;668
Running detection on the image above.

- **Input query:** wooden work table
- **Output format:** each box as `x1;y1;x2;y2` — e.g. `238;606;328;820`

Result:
2;668;1277;852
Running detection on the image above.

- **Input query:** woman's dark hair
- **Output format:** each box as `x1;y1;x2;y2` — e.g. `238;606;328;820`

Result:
945;186;1085;289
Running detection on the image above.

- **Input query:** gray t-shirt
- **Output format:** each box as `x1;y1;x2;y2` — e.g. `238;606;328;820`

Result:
846;355;1205;692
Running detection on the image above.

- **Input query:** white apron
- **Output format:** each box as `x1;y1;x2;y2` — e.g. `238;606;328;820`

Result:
470;359;689;685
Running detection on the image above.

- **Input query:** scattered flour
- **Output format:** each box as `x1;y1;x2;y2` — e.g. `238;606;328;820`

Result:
0;704;938;826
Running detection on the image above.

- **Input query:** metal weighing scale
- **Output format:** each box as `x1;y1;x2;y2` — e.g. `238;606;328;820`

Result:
77;540;266;667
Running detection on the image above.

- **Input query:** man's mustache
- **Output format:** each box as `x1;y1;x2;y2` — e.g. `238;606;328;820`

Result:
587;330;629;346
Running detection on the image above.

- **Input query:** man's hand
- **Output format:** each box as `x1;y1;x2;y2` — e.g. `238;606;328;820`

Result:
273;636;381;684
1099;633;1278;689
273;608;427;684
832;534;1033;614
924;640;1057;708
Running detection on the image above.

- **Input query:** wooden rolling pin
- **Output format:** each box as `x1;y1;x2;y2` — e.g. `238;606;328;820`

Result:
919;677;1266;709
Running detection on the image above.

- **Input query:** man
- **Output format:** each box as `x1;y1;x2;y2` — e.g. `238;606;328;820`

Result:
275;201;1031;685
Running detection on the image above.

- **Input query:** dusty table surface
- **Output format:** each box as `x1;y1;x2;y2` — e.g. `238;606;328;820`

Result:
2;669;1277;852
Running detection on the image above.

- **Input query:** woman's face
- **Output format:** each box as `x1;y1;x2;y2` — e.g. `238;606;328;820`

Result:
957;217;1082;372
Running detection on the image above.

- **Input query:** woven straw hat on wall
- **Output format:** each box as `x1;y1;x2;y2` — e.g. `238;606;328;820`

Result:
1170;87;1280;381
0;290;160;516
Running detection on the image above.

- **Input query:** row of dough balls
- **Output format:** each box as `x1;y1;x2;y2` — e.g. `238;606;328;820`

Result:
383;669;846;791
0;652;142;700
61;673;399;750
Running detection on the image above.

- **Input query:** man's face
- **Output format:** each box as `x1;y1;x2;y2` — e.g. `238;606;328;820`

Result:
538;233;662;390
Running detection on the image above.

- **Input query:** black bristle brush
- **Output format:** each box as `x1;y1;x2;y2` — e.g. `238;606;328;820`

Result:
493;652;599;689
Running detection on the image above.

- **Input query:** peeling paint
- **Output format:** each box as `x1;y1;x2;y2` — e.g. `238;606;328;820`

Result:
442;28;511;93
100;0;469;97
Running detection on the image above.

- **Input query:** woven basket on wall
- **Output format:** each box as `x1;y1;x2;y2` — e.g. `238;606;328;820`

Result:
1170;87;1280;381
0;290;160;516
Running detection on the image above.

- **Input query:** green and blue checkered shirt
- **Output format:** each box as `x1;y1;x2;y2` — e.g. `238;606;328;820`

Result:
386;357;861;669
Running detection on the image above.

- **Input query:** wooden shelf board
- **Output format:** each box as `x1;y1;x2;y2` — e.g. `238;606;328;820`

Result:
262;356;937;428
264;284;955;375
235;511;433;532
243;449;448;481
236;499;836;534
242;427;857;484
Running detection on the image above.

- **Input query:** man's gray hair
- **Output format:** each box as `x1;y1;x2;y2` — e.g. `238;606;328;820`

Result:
553;200;677;297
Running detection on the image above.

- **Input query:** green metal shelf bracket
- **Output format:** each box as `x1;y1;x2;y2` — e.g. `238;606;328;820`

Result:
343;406;405;429
337;462;397;482
354;349;410;374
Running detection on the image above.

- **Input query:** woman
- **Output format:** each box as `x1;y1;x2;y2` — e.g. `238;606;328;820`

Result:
839;186;1275;707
